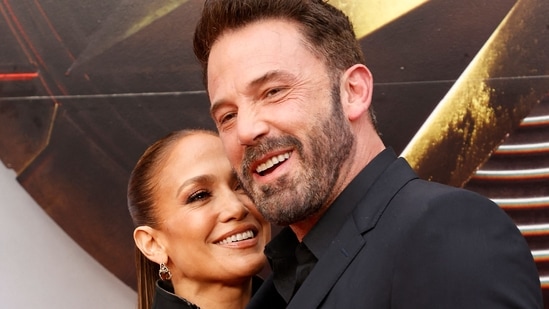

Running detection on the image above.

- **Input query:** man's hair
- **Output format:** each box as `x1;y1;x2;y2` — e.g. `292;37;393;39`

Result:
193;0;365;87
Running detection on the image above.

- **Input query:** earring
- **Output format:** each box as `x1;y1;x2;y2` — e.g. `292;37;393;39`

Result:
159;263;172;281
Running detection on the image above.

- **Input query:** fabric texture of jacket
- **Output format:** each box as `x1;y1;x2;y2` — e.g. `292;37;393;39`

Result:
247;150;543;308
153;276;264;309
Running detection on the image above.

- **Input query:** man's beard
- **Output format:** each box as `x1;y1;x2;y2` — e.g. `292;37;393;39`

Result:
239;86;355;226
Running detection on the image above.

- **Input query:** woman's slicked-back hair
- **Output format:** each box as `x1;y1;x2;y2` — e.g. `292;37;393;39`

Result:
193;0;365;87
127;129;218;309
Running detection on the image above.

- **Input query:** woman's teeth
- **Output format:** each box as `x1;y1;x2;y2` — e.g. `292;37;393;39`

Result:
217;230;254;245
256;152;291;174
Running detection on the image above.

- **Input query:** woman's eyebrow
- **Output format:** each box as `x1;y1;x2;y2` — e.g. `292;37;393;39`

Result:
176;174;215;197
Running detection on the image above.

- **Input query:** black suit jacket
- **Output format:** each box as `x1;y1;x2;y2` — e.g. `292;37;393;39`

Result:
248;155;543;308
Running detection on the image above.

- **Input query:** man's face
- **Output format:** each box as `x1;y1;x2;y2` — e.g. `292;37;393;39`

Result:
207;19;354;225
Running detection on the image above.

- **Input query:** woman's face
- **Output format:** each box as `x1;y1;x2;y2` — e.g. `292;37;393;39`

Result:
153;133;270;284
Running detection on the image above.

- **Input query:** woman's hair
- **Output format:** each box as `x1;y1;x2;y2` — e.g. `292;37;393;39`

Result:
127;129;218;309
193;0;365;87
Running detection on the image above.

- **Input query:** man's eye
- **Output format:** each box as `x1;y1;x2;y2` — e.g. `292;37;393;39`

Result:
266;88;281;97
187;190;211;204
219;112;236;125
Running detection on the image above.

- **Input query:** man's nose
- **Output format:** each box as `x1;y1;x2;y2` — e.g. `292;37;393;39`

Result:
236;107;269;146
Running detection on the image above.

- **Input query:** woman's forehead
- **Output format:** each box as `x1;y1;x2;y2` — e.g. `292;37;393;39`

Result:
175;133;223;157
162;134;228;178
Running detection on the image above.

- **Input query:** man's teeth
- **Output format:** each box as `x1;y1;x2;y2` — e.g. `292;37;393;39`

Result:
217;230;254;245
256;152;291;174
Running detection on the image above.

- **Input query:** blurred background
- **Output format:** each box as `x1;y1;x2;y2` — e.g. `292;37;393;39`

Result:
1;0;548;307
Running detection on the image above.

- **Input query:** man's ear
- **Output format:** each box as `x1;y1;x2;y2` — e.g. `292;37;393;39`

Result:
134;226;166;265
340;64;373;121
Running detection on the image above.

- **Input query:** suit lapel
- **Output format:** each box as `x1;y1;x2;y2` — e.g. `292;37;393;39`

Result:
287;218;365;309
353;158;418;233
287;158;418;308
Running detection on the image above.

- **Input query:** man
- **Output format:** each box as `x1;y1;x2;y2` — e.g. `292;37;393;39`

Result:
193;0;543;308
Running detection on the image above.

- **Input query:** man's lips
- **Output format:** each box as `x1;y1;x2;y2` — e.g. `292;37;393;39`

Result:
255;151;292;175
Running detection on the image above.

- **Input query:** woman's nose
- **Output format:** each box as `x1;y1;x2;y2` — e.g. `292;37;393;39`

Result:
218;190;249;222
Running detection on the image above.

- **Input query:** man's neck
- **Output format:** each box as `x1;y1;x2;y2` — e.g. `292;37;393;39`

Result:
290;213;323;241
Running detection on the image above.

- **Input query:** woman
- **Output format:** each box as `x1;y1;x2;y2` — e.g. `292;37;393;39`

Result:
127;129;270;309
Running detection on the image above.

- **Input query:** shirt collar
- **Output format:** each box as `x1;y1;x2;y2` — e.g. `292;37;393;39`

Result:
303;148;397;259
265;148;397;262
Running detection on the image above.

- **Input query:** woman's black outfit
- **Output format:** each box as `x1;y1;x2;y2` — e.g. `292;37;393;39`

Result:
152;277;264;309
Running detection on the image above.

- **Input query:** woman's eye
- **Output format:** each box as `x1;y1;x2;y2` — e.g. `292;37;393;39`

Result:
187;190;211;204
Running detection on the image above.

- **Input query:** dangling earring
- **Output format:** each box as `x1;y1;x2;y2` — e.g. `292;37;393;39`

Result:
159;262;172;281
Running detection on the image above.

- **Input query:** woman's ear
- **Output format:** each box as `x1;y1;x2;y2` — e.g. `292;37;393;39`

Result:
134;226;166;264
340;64;373;121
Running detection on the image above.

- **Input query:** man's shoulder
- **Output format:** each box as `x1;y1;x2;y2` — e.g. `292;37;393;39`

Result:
398;177;497;210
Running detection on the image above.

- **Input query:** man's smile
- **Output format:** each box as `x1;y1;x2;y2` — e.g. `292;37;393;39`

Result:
255;151;292;175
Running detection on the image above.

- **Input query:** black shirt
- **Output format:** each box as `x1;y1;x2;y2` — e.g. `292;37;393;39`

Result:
264;148;396;302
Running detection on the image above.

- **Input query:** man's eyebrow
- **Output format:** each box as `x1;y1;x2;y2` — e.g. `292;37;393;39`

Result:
210;70;294;117
210;100;224;119
249;70;290;88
